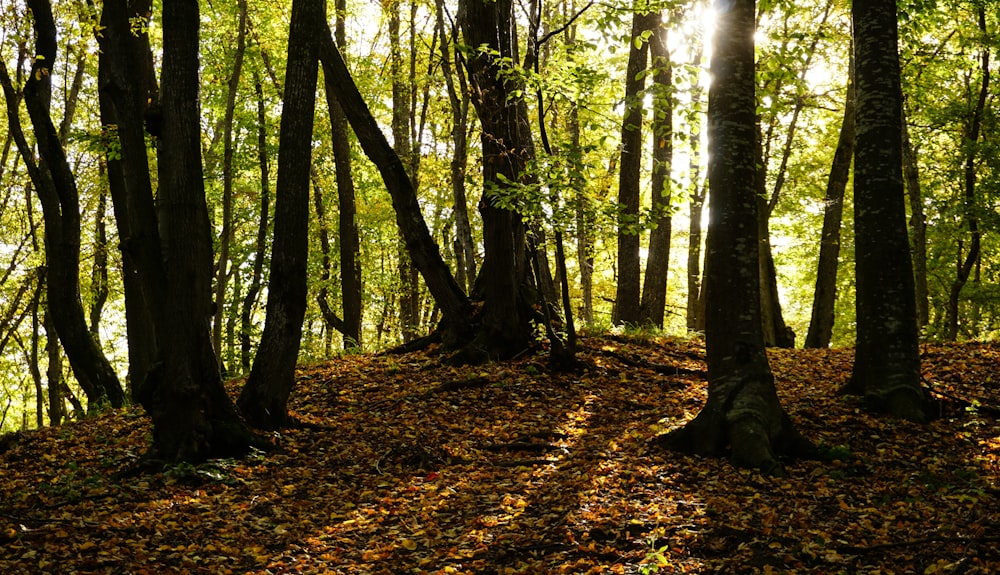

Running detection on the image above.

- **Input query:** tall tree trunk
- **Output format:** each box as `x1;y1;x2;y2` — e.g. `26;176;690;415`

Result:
460;0;540;361
804;56;855;349
657;0;810;475
685;44;706;334
573;105;596;325
944;8;988;342
330;0;362;349
436;0;477;294
4;0;126;410
213;0;248;368
613;5;656;326
389;0;421;343
88;181;109;340
902;113;928;331
94;0;159;398
240;70;271;371
238;0;323;430
844;0;931;423
639;12;673;328
98;0;265;461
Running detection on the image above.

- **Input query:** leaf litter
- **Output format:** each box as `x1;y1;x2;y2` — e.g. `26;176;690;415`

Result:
1;336;998;574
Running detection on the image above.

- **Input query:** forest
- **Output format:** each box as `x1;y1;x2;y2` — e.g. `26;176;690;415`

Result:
0;0;998;571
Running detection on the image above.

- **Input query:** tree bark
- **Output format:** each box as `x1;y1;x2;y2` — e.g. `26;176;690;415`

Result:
613;5;656;326
639;13;673;328
902;113;928;331
435;0;477;295
844;0;932;423
329;0;363;349
805;56;854;349
656;0;810;475
238;0;323;430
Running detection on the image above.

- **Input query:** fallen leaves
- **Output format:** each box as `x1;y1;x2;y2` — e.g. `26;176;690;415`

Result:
0;336;998;573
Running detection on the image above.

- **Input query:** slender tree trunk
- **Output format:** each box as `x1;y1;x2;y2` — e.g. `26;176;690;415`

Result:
88;181;109;340
213;0;248;367
657;0;810;475
95;0;158;399
844;0;931;423
238;0;324;430
5;0;125;410
805;56;855;349
685;46;706;333
613;5;656;326
944;8;988;341
902;113;928;331
436;0;476;294
573;105;595;325
240;70;271;372
639;13;673;328
329;0;362;349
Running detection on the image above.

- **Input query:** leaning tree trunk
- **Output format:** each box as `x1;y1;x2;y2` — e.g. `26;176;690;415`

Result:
11;0;126;410
318;30;474;348
656;0;811;476
843;0;932;423
238;0;323;430
805;57;854;349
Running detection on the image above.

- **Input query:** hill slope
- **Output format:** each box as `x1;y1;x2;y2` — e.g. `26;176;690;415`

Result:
2;336;999;574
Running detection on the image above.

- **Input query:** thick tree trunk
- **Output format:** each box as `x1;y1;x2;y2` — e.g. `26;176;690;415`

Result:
613;6;656;326
805;61;855;349
657;0;810;475
844;0;932;423
97;0;264;461
638;14;673;328
459;0;540;361
12;0;126;410
238;0;323;430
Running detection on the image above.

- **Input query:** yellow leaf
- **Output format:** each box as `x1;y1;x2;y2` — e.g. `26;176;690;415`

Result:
401;538;418;551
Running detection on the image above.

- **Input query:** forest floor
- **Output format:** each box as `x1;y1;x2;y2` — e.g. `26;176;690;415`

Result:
1;335;999;574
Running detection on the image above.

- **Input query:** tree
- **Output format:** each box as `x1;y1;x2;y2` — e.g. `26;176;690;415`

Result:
237;0;324;430
98;0;264;461
1;0;126;410
638;11;674;328
943;6;989;341
459;0;542;360
656;0;810;475
805;52;854;349
612;4;656;326
841;0;932;423
316;29;474;348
